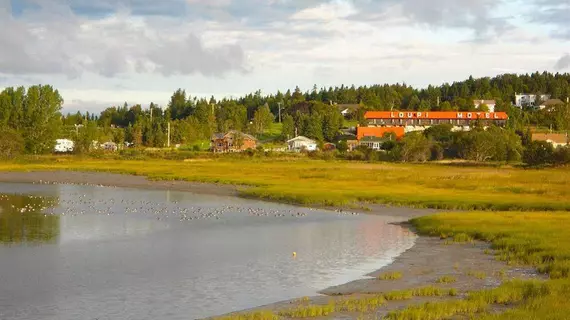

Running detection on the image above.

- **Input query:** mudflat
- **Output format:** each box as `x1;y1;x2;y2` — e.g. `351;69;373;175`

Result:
0;171;239;197
215;237;541;319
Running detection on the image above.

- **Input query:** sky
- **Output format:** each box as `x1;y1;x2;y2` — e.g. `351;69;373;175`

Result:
0;0;569;113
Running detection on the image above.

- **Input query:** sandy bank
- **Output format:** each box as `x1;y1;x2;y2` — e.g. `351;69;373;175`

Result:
216;237;542;319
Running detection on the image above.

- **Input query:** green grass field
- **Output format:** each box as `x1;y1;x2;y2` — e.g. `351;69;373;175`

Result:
256;122;283;142
1;157;568;211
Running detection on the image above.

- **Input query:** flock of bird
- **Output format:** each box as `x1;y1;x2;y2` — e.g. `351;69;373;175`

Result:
1;189;360;222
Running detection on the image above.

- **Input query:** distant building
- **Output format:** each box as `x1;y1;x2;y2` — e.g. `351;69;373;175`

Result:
336;104;360;118
515;93;551;108
359;136;385;151
54;139;74;153
346;140;359;152
287;136;317;152
359;111;509;139
102;141;118;152
211;130;257;153
532;133;569;148
357;126;405;140
322;143;336;151
539;99;565;110
473;100;496;113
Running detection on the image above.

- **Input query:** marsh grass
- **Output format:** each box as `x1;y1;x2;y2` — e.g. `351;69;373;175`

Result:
213;311;279;320
278;297;384;317
467;270;487;280
411;211;570;279
385;280;558;320
1;158;569;211
378;271;403;280
278;286;457;318
405;211;570;319
436;276;457;284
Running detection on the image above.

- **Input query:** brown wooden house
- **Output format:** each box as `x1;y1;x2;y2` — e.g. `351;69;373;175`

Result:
211;130;257;153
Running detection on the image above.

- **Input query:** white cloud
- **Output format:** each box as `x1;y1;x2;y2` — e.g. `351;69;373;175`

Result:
0;5;247;78
291;1;356;21
185;0;232;7
554;54;570;71
0;0;569;112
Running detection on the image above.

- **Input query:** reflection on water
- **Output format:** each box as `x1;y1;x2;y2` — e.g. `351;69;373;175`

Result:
0;194;60;244
0;182;417;320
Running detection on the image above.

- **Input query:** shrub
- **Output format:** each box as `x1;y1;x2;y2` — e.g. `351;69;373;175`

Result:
336;140;348;153
395;132;431;162
554;146;570;166
523;140;555;166
0;127;25;159
381;140;397;151
345;150;366;161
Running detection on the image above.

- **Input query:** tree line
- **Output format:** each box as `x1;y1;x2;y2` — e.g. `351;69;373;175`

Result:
1;71;569;160
65;71;570;144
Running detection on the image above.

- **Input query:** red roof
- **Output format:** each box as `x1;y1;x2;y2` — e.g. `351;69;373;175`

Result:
357;126;405;140
365;111;508;120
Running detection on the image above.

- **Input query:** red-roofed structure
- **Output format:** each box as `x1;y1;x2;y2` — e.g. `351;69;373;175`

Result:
357;111;509;141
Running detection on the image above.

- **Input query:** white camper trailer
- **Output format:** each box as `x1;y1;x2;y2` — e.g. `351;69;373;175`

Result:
54;139;74;153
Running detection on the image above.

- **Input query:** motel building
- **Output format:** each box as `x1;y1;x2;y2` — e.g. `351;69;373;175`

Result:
357;111;509;140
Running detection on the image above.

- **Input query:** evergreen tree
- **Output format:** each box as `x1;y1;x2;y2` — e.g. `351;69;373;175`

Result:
281;114;295;140
304;113;323;141
252;103;274;135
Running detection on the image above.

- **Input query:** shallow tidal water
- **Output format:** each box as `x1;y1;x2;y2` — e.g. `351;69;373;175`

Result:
0;182;416;320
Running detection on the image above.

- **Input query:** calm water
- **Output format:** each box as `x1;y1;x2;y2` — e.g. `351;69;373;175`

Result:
0;182;416;320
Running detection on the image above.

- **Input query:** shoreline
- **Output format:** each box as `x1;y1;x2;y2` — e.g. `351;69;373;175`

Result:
0;170;436;219
0;171;543;318
0;171;240;197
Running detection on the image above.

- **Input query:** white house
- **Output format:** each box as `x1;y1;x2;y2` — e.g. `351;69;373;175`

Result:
287;136;317;152
54;139;74;153
473;100;496;113
539;98;565;110
102;141;118;152
359;136;385;151
515;93;551;108
336;104;360;118
532;133;569;148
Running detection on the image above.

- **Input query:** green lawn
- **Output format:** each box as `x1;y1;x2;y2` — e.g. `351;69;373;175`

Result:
257;122;283;143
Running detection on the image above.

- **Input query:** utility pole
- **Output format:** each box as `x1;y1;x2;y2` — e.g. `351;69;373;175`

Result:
278;102;283;123
150;106;153;123
167;122;171;148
